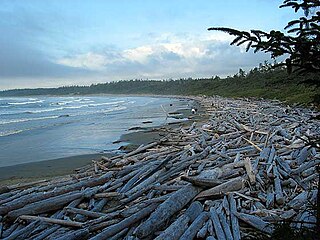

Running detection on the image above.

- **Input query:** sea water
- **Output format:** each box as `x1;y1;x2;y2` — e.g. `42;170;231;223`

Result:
0;96;192;167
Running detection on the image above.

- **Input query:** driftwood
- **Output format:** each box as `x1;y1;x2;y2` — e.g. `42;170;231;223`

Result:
210;207;226;240
234;212;274;234
155;201;203;240
179;212;209;240
134;185;201;238
195;177;245;199
90;203;158;240
0;95;318;240
18;215;83;228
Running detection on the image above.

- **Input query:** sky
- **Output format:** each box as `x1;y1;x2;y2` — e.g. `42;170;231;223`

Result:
0;0;297;90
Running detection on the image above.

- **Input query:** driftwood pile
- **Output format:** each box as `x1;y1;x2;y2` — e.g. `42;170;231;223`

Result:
0;96;319;240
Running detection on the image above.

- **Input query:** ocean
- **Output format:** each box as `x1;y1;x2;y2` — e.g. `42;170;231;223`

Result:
0;96;192;167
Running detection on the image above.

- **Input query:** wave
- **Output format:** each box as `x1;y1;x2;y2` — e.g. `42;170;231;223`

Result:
87;100;126;107
7;100;44;105
0;121;73;137
0;129;25;137
26;107;65;114
99;106;127;113
0;115;62;125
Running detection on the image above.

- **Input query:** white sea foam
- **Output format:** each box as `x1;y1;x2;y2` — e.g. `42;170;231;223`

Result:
27;107;64;114
88;100;126;107
100;106;127;113
7;100;44;105
0;115;61;125
0;130;25;137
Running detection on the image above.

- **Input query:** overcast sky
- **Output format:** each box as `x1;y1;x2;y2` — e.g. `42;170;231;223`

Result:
0;0;296;90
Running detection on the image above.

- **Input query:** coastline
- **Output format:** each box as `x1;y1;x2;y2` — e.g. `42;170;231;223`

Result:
0;95;318;238
0;95;204;186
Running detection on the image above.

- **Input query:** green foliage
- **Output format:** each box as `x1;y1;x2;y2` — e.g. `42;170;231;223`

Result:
0;64;318;106
208;0;320;78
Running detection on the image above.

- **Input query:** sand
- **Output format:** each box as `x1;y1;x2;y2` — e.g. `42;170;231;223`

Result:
0;96;205;186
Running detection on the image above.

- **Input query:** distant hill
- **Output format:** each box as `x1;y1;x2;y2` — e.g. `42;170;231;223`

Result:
1;66;318;106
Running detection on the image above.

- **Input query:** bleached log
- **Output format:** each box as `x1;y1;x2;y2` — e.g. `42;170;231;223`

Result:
243;138;262;152
123;139;166;158
273;164;285;205
0;172;113;216
228;193;240;240
235;212;274;234
3;219;39;240
155;201;203;240
197;221;209;239
134;185;201;238
7;191;84;220
29;199;82;240
181;175;223;187
296;146;310;164
90;203;158;240
19;215;83;228
108;228;129;240
209;207;226;240
94;192;122;199
291;160;320;175
32;225;60;240
217;209;233;240
195;177;245;199
266;192;275;209
244;157;256;184
65;207;107;219
180;212;209;240
54;229;89;240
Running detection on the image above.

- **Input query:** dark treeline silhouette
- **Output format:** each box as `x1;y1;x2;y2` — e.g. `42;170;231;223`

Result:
0;64;318;105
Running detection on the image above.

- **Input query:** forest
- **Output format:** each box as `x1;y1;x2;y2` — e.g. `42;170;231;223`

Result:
0;63;318;106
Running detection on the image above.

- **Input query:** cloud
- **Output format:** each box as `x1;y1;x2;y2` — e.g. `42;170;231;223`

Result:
0;2;270;90
56;34;270;80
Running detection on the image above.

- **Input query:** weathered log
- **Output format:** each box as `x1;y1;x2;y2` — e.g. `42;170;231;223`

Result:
65;207;107;219
235;212;274;234
244;157;256;184
292;160;320;175
180;212;209;240
54;229;89;240
93;192;122;199
134;185;201;238
3;220;39;240
0;172;113;216
196;177;245;199
123;139;165;158
19;215;83;228
90;203;158;240
155;201;203;240
197;220;209;238
273;164;285;205
118;164;153;193
181;175;223;188
266;192;275;209
228;193;241;240
108;228;129;240
31;225;60;240
209;207;226;240
217;208;233;240
29;199;81;239
6;191;84;220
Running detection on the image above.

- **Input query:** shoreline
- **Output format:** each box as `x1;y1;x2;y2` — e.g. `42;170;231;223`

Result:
0;95;318;238
0;95;204;186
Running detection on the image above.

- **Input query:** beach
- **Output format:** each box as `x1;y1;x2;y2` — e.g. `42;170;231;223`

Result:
0;95;318;239
0;95;202;185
